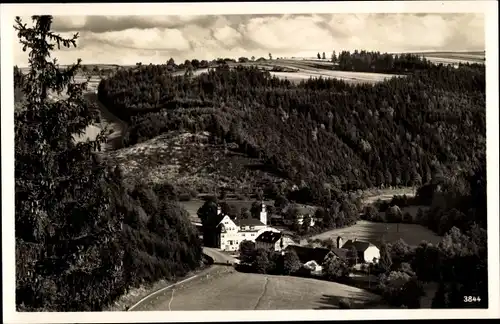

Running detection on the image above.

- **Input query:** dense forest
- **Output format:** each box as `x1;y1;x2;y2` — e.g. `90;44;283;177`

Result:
98;59;485;201
334;50;435;73
14;16;202;311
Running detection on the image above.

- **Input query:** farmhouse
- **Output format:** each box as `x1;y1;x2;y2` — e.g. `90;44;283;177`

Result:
284;244;349;275
285;245;347;264
341;238;380;264
255;231;296;252
217;203;279;251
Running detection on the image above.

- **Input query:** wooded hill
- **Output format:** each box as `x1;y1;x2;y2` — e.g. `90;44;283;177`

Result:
98;60;485;204
14;16;202;312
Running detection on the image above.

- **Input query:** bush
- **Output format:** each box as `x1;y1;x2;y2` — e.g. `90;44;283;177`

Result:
283;250;302;275
239;240;256;264
386;205;403;223
254;249;272;274
322;255;350;281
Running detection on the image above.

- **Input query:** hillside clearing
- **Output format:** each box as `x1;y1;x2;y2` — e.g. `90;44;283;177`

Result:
132;269;387;311
104;130;288;191
358;187;416;205
304;220;441;247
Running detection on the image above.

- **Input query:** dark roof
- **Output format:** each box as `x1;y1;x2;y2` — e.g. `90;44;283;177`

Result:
284;245;331;264
330;247;349;260
234;218;265;227
256;231;282;244
341;240;376;252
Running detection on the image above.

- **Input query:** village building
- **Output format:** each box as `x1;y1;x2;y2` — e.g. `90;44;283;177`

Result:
284;245;348;275
255;231;297;252
340;238;380;264
216;203;279;252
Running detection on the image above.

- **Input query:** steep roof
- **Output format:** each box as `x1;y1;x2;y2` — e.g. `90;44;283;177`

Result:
341;240;377;252
233;218;265;227
329;247;349;260
284;245;331;264
255;231;282;244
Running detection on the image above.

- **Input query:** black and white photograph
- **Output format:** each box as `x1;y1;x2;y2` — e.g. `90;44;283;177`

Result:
1;1;499;323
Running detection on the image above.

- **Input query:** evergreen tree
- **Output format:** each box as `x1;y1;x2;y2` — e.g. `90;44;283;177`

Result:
331;50;337;63
14;15;124;311
379;241;393;273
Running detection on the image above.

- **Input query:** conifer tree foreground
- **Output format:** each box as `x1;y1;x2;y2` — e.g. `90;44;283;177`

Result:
14;15;125;311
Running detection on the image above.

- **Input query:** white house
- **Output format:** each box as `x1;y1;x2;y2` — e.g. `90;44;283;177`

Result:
255;231;296;252
217;203;278;252
341;239;380;264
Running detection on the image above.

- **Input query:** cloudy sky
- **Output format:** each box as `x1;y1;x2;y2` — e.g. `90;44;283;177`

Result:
12;13;485;66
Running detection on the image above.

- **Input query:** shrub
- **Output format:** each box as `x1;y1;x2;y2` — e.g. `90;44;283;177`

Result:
283;250;302;275
254;249;272;274
322;255;350;281
386;205;403;223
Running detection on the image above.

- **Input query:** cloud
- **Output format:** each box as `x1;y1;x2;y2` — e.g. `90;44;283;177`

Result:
12;13;485;66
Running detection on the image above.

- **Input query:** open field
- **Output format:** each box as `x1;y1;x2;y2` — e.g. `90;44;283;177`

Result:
358;187;416;205
132;268;387;311
174;60;398;84
303;220;441;248
401;51;485;65
251;59;399;84
269;69;396;84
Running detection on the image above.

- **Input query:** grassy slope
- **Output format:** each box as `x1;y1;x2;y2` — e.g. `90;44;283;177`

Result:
132;268;387;311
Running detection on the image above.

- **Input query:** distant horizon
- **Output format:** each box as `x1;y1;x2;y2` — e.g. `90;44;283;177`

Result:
14;49;486;69
12;13;485;67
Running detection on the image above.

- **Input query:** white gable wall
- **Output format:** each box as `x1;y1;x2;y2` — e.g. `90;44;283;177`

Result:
219;216;241;252
363;246;380;263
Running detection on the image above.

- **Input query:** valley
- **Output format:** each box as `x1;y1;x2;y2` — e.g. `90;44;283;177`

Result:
13;15;488;313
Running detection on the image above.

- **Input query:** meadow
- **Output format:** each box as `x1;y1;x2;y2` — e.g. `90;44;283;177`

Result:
304;220;442;247
131;268;387;311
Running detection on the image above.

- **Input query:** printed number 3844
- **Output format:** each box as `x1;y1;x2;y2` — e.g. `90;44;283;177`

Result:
464;296;481;303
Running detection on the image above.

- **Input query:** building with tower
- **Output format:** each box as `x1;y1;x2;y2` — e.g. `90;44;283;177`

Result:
216;202;280;252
